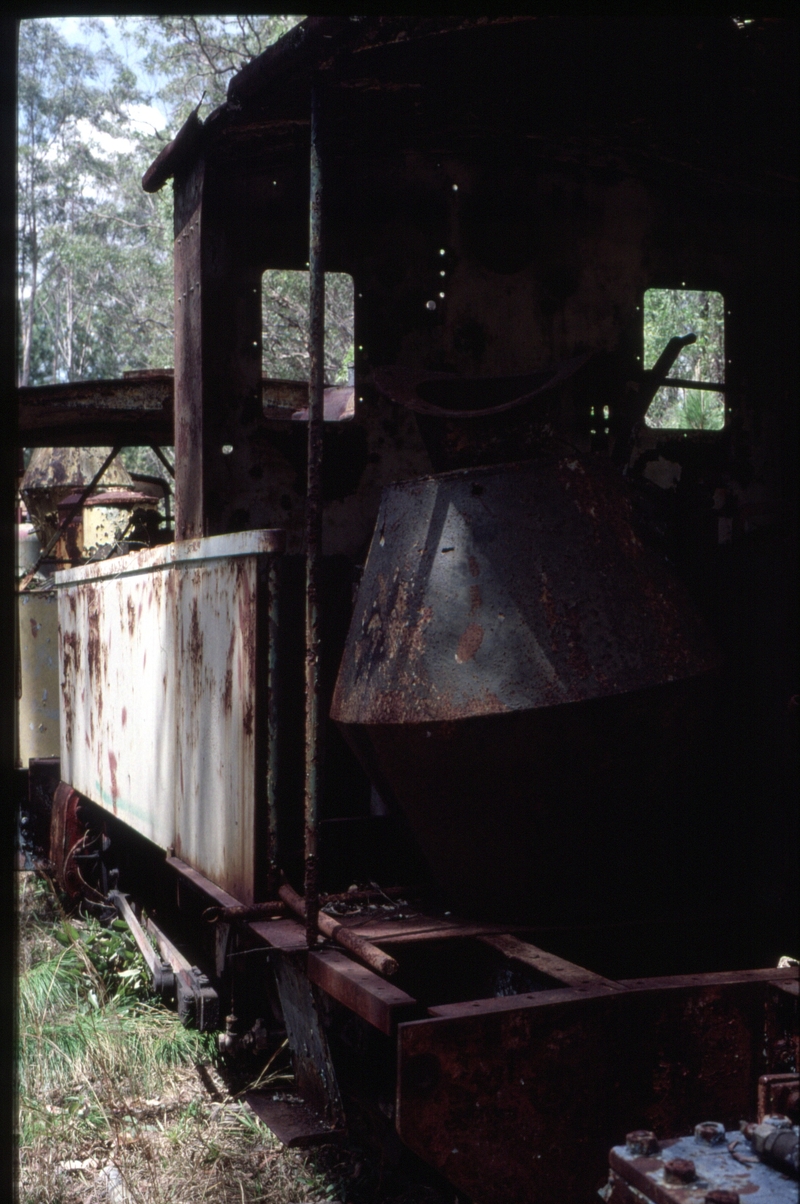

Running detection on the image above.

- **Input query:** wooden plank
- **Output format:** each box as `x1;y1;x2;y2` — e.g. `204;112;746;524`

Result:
479;933;624;992
307;949;419;1035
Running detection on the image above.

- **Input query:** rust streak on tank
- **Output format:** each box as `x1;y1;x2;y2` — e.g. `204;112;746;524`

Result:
456;622;484;664
108;750;119;812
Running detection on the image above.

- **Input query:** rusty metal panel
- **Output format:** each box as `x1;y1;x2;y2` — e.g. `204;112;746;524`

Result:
332;457;718;726
18;376;174;447
57;531;283;903
331;456;722;922
395;970;798;1204
173;170;204;542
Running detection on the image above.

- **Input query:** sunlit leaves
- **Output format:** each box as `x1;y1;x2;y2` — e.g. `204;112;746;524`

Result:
643;289;725;430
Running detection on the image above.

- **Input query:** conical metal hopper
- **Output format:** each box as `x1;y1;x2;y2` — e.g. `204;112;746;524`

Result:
331;457;720;924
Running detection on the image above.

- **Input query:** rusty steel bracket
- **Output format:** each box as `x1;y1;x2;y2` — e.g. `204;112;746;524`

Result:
758;1073;800;1123
108;890;174;997
176;966;219;1032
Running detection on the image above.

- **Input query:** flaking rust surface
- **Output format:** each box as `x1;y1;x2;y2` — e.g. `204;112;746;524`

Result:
396;976;795;1204
58;538;265;903
332;457;719;727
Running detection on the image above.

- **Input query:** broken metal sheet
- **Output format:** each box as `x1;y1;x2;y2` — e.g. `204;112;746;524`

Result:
57;531;283;903
245;1092;343;1148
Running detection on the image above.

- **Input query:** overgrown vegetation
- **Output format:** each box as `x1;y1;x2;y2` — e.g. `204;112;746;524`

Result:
17;873;455;1203
16;872;338;1204
262;270;355;387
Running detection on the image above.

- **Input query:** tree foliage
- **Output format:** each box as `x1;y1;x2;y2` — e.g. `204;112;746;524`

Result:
643;289;725;430
118;15;301;124
17;19;174;387
18;14;359;406
262;269;354;385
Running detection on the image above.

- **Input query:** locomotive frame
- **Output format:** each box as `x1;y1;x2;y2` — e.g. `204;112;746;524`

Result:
12;17;799;1203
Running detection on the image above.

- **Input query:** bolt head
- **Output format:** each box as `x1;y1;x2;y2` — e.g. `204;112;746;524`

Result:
625;1130;659;1156
694;1121;726;1145
664;1158;696;1183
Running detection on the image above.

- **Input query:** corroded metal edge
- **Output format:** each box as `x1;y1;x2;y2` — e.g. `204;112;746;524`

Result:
53;528;286;586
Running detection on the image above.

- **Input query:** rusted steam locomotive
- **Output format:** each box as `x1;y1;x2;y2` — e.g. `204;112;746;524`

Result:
18;18;798;1203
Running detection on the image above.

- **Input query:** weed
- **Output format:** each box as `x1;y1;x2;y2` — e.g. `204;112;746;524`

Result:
17;871;454;1203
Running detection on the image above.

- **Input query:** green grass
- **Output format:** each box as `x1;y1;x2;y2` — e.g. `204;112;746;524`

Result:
17;871;455;1204
16;872;337;1203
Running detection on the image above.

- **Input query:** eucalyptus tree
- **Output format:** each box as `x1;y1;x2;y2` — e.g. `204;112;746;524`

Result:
18;19;173;387
19;14;353;413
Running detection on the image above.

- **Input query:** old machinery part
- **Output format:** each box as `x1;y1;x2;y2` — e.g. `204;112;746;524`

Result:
108;890;174;997
218;1015;276;1065
604;1120;798;1203
20;445;122;589
175;966;219;1032
50;781;94;900
109;889;220;1031
278;882;399;977
333;456;718;724
332;456;719;921
742;1115;799;1178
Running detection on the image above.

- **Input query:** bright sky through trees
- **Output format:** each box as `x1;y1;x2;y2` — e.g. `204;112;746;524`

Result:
18;16;305;391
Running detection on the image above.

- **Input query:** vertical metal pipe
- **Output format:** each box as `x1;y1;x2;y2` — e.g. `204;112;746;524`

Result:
304;77;324;945
266;552;280;898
